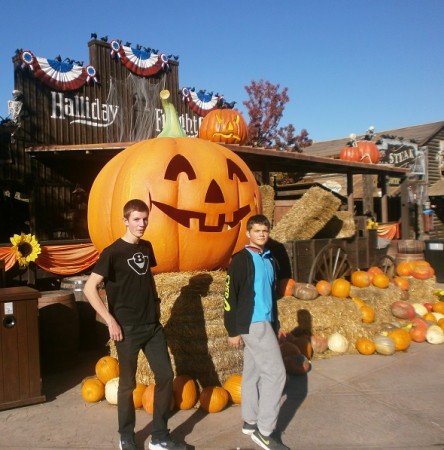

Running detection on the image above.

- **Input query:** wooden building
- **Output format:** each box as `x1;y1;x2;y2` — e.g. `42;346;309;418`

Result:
0;35;428;248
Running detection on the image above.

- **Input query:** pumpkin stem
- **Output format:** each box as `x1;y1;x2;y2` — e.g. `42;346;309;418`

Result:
157;89;187;138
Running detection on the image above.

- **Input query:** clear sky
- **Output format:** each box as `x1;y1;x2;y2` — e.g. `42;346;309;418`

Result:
1;0;442;142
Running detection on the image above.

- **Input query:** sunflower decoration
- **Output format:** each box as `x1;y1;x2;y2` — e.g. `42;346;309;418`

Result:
10;233;41;267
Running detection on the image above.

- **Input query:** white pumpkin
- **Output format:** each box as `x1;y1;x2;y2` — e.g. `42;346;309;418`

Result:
105;377;119;405
431;312;444;321
374;335;396;355
426;325;444;345
327;332;349;353
412;303;428;317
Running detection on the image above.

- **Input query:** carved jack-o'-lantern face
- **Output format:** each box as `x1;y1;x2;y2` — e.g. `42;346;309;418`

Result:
198;109;249;145
88;137;261;273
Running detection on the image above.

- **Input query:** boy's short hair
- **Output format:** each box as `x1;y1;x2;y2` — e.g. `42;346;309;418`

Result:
123;199;149;219
246;214;270;231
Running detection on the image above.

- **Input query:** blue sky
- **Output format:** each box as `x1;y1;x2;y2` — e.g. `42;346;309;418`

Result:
1;0;443;142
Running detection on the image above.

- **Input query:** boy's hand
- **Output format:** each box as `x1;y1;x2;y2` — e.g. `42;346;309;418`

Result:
228;335;244;349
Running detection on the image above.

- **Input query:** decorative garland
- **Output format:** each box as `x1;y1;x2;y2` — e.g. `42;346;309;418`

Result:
180;87;223;117
19;50;97;91
109;40;169;77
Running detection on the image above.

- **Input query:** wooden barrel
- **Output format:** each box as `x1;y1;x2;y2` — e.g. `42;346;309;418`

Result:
397;240;425;254
38;290;79;372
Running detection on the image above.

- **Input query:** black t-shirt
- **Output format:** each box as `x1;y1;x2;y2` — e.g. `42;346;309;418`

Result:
93;238;158;326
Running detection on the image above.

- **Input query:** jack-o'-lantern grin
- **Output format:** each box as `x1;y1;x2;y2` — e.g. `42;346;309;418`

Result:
151;200;251;232
212;132;241;142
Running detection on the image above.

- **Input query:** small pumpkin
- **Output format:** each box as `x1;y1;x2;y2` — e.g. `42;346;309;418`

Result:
173;375;198;410
367;266;384;282
412;262;432;280
432;301;444;315
223;374;242;405
352;296;366;308
133;382;147;409
95;356;120;385
105;377;119;405
331;278;351;298
315;280;331;296
396;261;415;277
387;328;411;351
391;301;416;320
412;303;428;317
355;337;376;355
278;278;296;297
393;277;410;291
374;335;396;355
199;386;229;413
426;325;444;344
351;270;370;288
372;273;390;289
327;332;349;353
410;324;427;343
142;384;175;414
198;108;249;145
81;377;105;403
293;283;318;300
360;305;375;324
310;334;328;354
423;312;437;323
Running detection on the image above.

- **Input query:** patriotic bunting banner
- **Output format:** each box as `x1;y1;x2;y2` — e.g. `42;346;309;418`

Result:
109;40;169;76
19;50;97;91
180;87;222;117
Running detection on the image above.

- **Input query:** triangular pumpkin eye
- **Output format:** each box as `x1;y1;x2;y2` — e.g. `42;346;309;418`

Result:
227;159;248;181
165;154;197;180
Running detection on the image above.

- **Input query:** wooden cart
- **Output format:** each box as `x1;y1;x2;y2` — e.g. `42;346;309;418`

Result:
277;228;395;285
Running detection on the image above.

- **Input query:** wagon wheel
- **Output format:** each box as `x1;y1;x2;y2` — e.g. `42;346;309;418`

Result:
308;244;352;285
377;255;396;278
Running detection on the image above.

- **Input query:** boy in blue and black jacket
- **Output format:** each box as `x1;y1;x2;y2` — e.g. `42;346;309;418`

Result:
224;214;289;450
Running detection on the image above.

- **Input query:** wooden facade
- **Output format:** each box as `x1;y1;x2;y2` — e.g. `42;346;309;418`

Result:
0;39;202;241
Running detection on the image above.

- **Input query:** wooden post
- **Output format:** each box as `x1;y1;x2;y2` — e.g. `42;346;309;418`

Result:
379;174;388;223
400;176;410;239
347;173;354;212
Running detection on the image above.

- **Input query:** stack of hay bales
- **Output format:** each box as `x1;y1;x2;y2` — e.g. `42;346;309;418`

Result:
259;184;275;226
270;186;347;242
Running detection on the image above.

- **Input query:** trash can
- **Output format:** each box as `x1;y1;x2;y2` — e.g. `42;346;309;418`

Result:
424;240;444;282
0;287;46;410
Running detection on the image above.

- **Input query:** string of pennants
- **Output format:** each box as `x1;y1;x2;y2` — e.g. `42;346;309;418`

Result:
18;39;234;116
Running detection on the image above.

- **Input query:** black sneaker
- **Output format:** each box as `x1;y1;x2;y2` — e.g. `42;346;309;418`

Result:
251;429;289;450
119;437;138;450
148;435;187;450
242;421;257;435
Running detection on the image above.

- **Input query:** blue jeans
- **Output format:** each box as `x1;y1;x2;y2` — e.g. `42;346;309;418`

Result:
115;323;174;441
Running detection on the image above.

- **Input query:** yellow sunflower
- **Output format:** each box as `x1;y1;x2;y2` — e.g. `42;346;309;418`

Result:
10;233;41;267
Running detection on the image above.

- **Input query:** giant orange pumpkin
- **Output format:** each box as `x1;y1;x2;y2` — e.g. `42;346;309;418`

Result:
199;109;249;145
88;91;261;273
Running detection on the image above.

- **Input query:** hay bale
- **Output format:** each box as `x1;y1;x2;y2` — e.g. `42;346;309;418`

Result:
259;184;275;226
313;211;356;239
110;270;243;388
270;186;341;242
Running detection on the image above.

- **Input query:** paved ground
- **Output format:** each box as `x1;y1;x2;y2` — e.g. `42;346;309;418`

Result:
1;340;444;450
